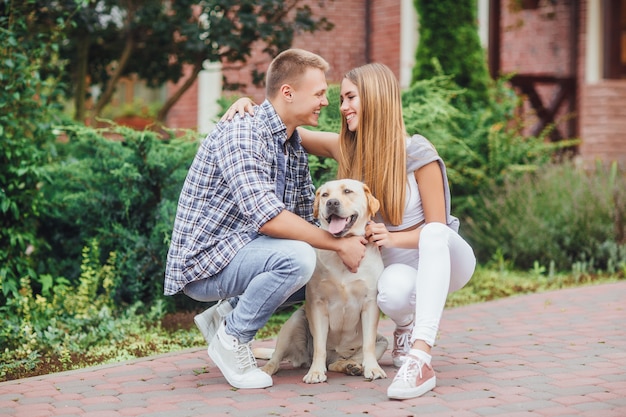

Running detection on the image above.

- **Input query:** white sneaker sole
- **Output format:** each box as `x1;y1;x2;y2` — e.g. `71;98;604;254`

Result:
207;343;273;389
387;375;436;400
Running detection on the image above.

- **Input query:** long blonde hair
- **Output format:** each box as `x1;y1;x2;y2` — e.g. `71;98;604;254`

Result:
337;63;407;226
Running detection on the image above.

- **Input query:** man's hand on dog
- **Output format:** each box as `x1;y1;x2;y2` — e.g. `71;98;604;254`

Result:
337;235;368;273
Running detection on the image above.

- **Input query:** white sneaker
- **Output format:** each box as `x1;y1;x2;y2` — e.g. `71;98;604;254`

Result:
194;300;234;344
387;354;436;400
208;321;273;389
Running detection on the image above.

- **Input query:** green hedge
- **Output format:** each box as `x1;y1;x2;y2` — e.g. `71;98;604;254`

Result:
36;125;199;306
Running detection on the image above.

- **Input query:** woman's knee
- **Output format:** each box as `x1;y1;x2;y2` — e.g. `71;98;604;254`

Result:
419;222;452;251
377;263;416;310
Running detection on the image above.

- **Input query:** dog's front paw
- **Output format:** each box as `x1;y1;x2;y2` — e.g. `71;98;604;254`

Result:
345;362;364;376
364;365;387;381
261;361;280;376
303;369;327;384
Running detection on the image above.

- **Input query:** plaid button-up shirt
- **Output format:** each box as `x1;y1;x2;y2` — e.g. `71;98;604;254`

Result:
164;100;317;295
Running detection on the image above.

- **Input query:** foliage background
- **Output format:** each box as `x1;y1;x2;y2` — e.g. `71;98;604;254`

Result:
1;2;65;302
29;0;334;123
37;126;200;306
2;0;625;383
412;0;491;110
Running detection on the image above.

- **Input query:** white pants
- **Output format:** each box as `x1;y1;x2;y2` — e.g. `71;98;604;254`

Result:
377;222;476;347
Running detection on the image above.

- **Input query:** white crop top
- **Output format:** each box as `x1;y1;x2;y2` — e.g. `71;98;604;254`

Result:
373;172;424;269
373;172;424;232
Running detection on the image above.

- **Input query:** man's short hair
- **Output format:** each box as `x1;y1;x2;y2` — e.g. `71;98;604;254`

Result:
266;49;329;98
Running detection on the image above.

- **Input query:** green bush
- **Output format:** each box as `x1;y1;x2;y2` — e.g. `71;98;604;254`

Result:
0;241;202;381
35;124;199;306
309;84;341;187
0;5;65;302
413;75;577;221
464;161;626;272
1;240;115;378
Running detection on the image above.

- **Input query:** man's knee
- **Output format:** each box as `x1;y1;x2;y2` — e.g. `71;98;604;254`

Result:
269;240;316;285
289;241;317;284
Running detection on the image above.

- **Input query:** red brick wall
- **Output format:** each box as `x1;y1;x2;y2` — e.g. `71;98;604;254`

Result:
577;0;586;137
500;2;573;76
166;65;199;130
369;1;401;75
577;2;626;169
500;0;626;169
169;0;626;171
293;0;370;84
579;81;626;169
499;1;577;138
220;0;371;104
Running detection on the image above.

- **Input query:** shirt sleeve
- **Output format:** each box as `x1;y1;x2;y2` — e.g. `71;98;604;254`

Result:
217;121;285;231
406;134;440;172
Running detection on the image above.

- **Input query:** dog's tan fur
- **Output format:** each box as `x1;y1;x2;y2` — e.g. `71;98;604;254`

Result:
258;179;388;383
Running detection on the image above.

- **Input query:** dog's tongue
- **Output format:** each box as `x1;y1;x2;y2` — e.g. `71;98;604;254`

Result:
328;216;349;235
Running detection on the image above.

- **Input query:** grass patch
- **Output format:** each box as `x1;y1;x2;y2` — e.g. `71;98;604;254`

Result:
2;268;621;383
445;265;622;307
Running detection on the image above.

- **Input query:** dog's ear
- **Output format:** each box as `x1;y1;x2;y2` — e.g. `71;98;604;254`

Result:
363;184;380;218
313;187;321;219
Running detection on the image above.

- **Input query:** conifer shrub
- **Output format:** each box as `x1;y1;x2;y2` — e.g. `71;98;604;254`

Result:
412;0;492;110
36;125;199;306
464;161;626;273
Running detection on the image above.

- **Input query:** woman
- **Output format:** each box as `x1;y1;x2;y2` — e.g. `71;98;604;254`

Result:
224;63;476;400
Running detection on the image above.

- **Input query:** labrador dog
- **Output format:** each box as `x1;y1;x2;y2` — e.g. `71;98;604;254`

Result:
257;179;388;383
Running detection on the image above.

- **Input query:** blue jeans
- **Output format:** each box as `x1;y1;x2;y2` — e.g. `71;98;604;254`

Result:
183;236;316;343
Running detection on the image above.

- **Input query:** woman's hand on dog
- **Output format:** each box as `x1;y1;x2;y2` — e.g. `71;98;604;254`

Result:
366;222;391;248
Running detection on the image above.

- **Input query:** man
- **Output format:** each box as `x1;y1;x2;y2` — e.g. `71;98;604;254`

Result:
164;49;367;389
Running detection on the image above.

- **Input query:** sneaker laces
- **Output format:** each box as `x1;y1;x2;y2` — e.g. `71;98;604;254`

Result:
234;341;258;371
393;329;412;356
395;355;423;384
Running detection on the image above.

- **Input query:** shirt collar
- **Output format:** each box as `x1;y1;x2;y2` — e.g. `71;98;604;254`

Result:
259;99;302;150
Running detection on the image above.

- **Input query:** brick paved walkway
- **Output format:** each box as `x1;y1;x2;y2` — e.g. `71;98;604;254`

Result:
1;281;625;417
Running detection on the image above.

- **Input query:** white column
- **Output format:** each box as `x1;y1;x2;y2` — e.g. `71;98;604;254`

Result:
197;61;223;135
477;0;489;49
586;0;602;83
400;0;418;89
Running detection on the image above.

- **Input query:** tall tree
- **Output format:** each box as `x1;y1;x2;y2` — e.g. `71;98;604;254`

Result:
412;0;491;110
56;0;333;123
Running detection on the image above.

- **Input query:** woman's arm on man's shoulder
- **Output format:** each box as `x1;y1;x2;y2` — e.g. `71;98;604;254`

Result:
221;96;340;159
297;127;339;159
